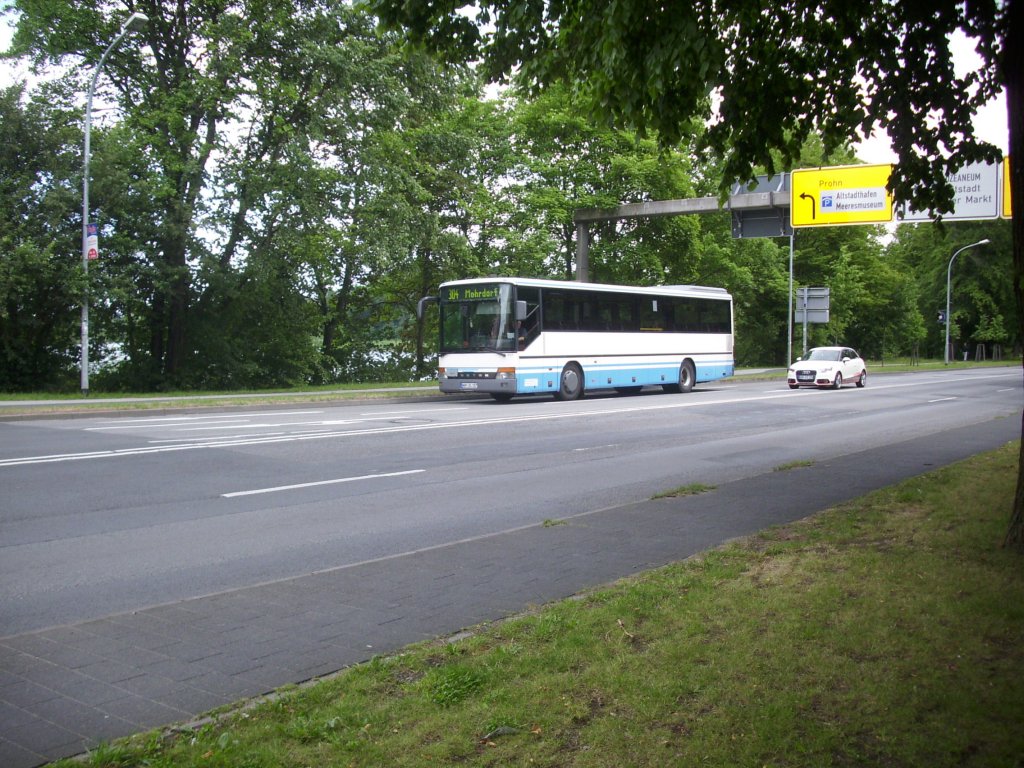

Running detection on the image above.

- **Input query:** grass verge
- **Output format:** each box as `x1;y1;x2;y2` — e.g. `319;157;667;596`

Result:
652;482;717;498
56;442;1024;768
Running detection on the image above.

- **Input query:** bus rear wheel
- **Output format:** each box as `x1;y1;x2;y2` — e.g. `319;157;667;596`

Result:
555;363;584;401
663;360;695;394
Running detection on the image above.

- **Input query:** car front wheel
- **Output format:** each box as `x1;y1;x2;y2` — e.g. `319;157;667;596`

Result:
832;372;843;390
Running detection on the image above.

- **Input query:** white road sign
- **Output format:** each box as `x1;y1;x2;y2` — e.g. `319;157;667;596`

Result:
896;160;1001;222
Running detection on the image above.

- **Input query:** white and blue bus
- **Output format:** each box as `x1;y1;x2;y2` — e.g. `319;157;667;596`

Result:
419;277;734;401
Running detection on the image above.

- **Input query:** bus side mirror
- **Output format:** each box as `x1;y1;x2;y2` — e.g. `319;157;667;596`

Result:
515;300;528;321
417;295;437;320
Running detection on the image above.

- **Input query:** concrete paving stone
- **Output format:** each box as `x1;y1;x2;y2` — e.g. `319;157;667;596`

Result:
198;651;264;677
0;699;48;728
8;636;108;671
310;621;373;647
92;643;168;667
111;672;186;700
0;663;27;688
28;697;137;741
153;639;227;664
0;677;63;707
99;627;176;652
245;649;311;674
0;736;46;768
98;694;193;730
10;659;70;689
210;623;268;646
141;604;207;626
0;647;33;676
51;633;137;660
191;600;265;623
232;664;300;692
75;658;149;684
4;715;82;759
0;635;52;656
135;657;205;683
292;658;347;681
32;626;100;645
147;684;231;715
75;617;143;638
186;670;263;699
212;635;292;664
55;672;141;706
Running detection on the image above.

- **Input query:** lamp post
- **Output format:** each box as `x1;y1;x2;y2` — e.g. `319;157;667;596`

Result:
944;238;990;365
81;12;148;395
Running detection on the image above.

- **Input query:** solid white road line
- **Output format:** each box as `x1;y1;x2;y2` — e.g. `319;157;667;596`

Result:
221;469;426;498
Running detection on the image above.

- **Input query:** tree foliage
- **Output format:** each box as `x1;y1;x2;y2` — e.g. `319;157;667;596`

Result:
368;1;1007;212
0;84;82;390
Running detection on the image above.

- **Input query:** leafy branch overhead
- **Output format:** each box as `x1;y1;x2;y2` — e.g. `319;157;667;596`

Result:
368;0;1008;214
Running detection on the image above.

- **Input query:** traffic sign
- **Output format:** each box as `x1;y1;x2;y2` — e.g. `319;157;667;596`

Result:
791;164;893;227
1004;156;1013;219
794;286;830;323
897;160;1000;222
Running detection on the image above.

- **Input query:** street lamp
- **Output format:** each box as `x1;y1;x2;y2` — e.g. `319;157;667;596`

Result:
944;238;990;365
81;12;148;395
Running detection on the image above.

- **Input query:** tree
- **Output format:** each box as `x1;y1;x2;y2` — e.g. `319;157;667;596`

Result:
369;0;1024;549
0;84;82;390
7;0;482;389
890;221;1015;361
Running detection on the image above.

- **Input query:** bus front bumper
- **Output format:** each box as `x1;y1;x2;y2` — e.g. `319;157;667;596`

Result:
438;368;518;395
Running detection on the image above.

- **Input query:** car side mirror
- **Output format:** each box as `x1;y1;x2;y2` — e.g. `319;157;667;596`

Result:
842;357;850;363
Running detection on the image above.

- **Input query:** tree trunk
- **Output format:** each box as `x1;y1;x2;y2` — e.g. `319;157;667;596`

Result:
1004;0;1024;551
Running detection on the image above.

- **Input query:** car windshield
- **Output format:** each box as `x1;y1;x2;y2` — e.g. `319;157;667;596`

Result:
806;348;841;361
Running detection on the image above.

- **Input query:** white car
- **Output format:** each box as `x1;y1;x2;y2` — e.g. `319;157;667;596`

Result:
788;346;867;390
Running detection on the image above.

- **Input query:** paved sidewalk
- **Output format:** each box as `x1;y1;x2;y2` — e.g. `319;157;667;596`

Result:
1;416;1019;767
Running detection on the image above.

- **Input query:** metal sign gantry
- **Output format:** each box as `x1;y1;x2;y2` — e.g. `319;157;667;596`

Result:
573;174;791;282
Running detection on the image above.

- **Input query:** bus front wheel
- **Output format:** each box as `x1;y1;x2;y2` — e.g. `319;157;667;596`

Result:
556;363;584;401
663;360;695;394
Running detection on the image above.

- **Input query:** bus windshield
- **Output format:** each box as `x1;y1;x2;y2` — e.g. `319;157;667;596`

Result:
440;283;517;353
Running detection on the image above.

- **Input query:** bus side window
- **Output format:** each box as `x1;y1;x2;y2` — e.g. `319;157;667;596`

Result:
640;298;665;331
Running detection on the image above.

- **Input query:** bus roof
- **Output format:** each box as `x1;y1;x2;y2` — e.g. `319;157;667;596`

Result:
438;277;731;300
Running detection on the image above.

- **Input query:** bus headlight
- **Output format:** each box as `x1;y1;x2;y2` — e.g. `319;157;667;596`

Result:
496;367;516;380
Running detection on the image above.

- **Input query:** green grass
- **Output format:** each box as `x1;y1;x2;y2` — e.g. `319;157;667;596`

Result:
56;441;1024;768
774;459;815;471
0;381;440;414
652;482;717;498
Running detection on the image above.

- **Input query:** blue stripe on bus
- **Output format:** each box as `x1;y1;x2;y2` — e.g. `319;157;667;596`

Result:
511;360;734;393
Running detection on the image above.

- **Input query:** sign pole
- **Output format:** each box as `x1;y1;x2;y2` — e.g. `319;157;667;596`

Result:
787;224;794;366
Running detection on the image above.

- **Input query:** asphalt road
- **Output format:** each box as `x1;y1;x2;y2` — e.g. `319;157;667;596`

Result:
1;366;1021;767
2;366;1021;636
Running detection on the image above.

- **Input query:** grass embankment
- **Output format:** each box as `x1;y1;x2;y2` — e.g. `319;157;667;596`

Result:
63;441;1024;767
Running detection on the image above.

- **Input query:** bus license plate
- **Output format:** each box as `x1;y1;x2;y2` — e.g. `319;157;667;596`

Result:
460;382;478;390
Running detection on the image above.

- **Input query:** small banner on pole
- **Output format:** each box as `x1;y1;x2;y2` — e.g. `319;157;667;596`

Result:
86;223;99;261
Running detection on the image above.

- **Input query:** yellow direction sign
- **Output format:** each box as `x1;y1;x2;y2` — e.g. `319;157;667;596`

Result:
791;164;893;227
1004;156;1013;219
